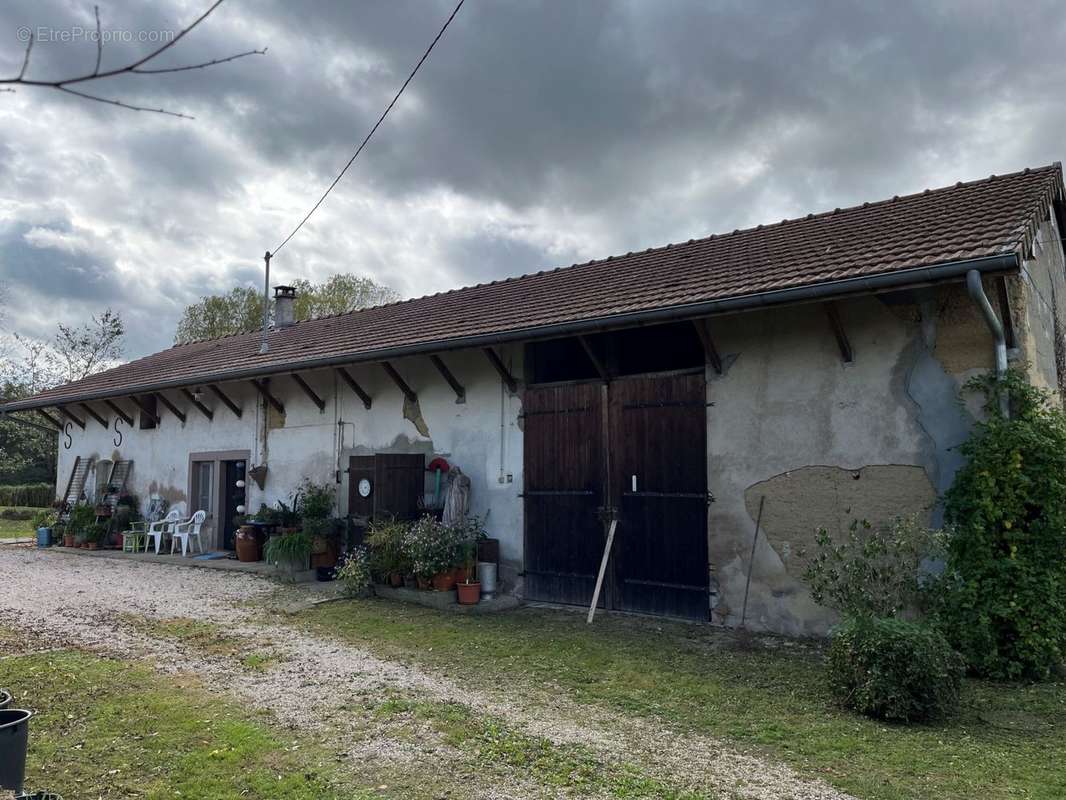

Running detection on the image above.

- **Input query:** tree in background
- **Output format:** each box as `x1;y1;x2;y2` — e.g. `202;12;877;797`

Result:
174;275;400;344
174;287;262;344
0;309;126;485
292;275;401;319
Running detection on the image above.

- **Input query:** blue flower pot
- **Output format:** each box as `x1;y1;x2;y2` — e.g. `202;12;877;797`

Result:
35;528;51;548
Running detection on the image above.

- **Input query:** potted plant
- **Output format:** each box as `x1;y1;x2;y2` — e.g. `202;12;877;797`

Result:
264;530;312;576
456;539;481;605
406;516;468;592
366;518;409;587
32;508;57;547
85;522;107;550
69;503;96;548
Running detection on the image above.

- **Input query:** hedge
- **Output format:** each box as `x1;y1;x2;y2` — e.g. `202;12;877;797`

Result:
0;483;55;508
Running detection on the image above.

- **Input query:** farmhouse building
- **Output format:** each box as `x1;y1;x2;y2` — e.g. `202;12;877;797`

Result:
5;164;1066;635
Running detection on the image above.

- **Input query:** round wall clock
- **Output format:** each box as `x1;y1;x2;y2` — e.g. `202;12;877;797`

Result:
358;478;372;498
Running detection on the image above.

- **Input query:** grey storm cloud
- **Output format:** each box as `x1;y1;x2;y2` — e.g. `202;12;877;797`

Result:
1;0;1066;358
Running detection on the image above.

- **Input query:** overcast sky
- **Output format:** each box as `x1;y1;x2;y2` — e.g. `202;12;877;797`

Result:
1;0;1064;359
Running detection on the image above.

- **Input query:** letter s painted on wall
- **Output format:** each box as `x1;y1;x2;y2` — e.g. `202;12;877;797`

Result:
113;417;123;448
63;422;73;449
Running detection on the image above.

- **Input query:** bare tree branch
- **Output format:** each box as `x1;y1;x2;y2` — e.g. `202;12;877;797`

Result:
0;0;265;119
57;86;193;119
93;6;102;75
16;33;33;80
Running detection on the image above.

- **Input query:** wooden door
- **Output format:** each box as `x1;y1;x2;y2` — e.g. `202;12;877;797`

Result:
522;383;607;606
374;454;425;520
522;373;708;619
610;373;709;619
348;454;425;521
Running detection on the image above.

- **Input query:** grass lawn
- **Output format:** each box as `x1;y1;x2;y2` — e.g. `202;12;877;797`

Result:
298;599;1066;800
0;649;370;799
0;505;37;538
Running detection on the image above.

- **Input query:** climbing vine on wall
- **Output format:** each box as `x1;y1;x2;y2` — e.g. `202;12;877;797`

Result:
938;368;1066;680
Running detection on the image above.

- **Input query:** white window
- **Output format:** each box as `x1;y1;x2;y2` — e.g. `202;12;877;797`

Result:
192;461;214;514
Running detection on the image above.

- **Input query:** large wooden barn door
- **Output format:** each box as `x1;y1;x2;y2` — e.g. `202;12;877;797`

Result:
523;383;607;607
523;373;708;620
609;373;709;619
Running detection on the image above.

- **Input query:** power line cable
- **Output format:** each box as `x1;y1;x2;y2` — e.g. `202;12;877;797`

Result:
271;0;465;256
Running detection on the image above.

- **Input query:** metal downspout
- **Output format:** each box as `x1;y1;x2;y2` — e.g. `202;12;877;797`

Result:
965;269;1009;416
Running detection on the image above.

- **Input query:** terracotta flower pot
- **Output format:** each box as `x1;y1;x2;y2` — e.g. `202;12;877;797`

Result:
87;542;98;550
389;572;404;588
457;582;481;605
235;533;259;562
63;534;74;547
432;571;457;591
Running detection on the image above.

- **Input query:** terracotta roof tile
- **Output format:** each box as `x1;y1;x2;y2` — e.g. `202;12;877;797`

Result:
6;163;1063;411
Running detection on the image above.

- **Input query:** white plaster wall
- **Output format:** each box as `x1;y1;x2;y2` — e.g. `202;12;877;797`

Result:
55;344;526;565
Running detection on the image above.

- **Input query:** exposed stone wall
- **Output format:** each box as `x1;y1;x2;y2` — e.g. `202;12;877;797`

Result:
1015;217;1066;403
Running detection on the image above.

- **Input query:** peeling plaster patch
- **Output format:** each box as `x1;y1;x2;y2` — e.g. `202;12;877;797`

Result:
743;464;935;579
348;433;434;458
933;285;996;374
403;395;431;438
267;404;286;430
146;481;187;508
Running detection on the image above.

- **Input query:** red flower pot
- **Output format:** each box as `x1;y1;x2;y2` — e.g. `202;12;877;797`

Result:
457;582;481;605
432;571;457;591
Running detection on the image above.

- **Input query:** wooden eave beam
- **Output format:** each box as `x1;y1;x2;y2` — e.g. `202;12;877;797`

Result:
209;384;242;418
825;303;854;363
336;368;372;410
250;379;284;414
105;400;134;427
578;336;609;383
36;409;63;430
483;347;518;394
291;373;325;412
130;395;160;426
58;406;85;430
429;354;466;402
155;392;186;425
692;318;723;375
80;403;108;429
381;362;417;403
180;389;214;421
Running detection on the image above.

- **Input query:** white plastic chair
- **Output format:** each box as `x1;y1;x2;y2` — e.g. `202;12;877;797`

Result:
171;510;207;557
145;508;182;554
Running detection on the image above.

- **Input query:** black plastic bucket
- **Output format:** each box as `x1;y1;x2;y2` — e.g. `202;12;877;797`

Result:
0;689;11;709
0;708;33;792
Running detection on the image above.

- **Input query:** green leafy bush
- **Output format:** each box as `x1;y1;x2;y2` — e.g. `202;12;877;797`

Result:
298;479;335;520
69;503;97;535
365;517;410;577
0;483;54;507
264;531;312;565
336;546;373;596
828;615;963;722
804;516;941;618
31;508;58;529
938;370;1066;680
1;507;35;521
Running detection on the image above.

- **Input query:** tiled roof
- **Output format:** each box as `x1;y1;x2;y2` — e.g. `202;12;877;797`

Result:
6;163;1063;411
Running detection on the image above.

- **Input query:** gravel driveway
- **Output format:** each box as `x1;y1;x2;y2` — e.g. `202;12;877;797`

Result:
0;546;854;800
